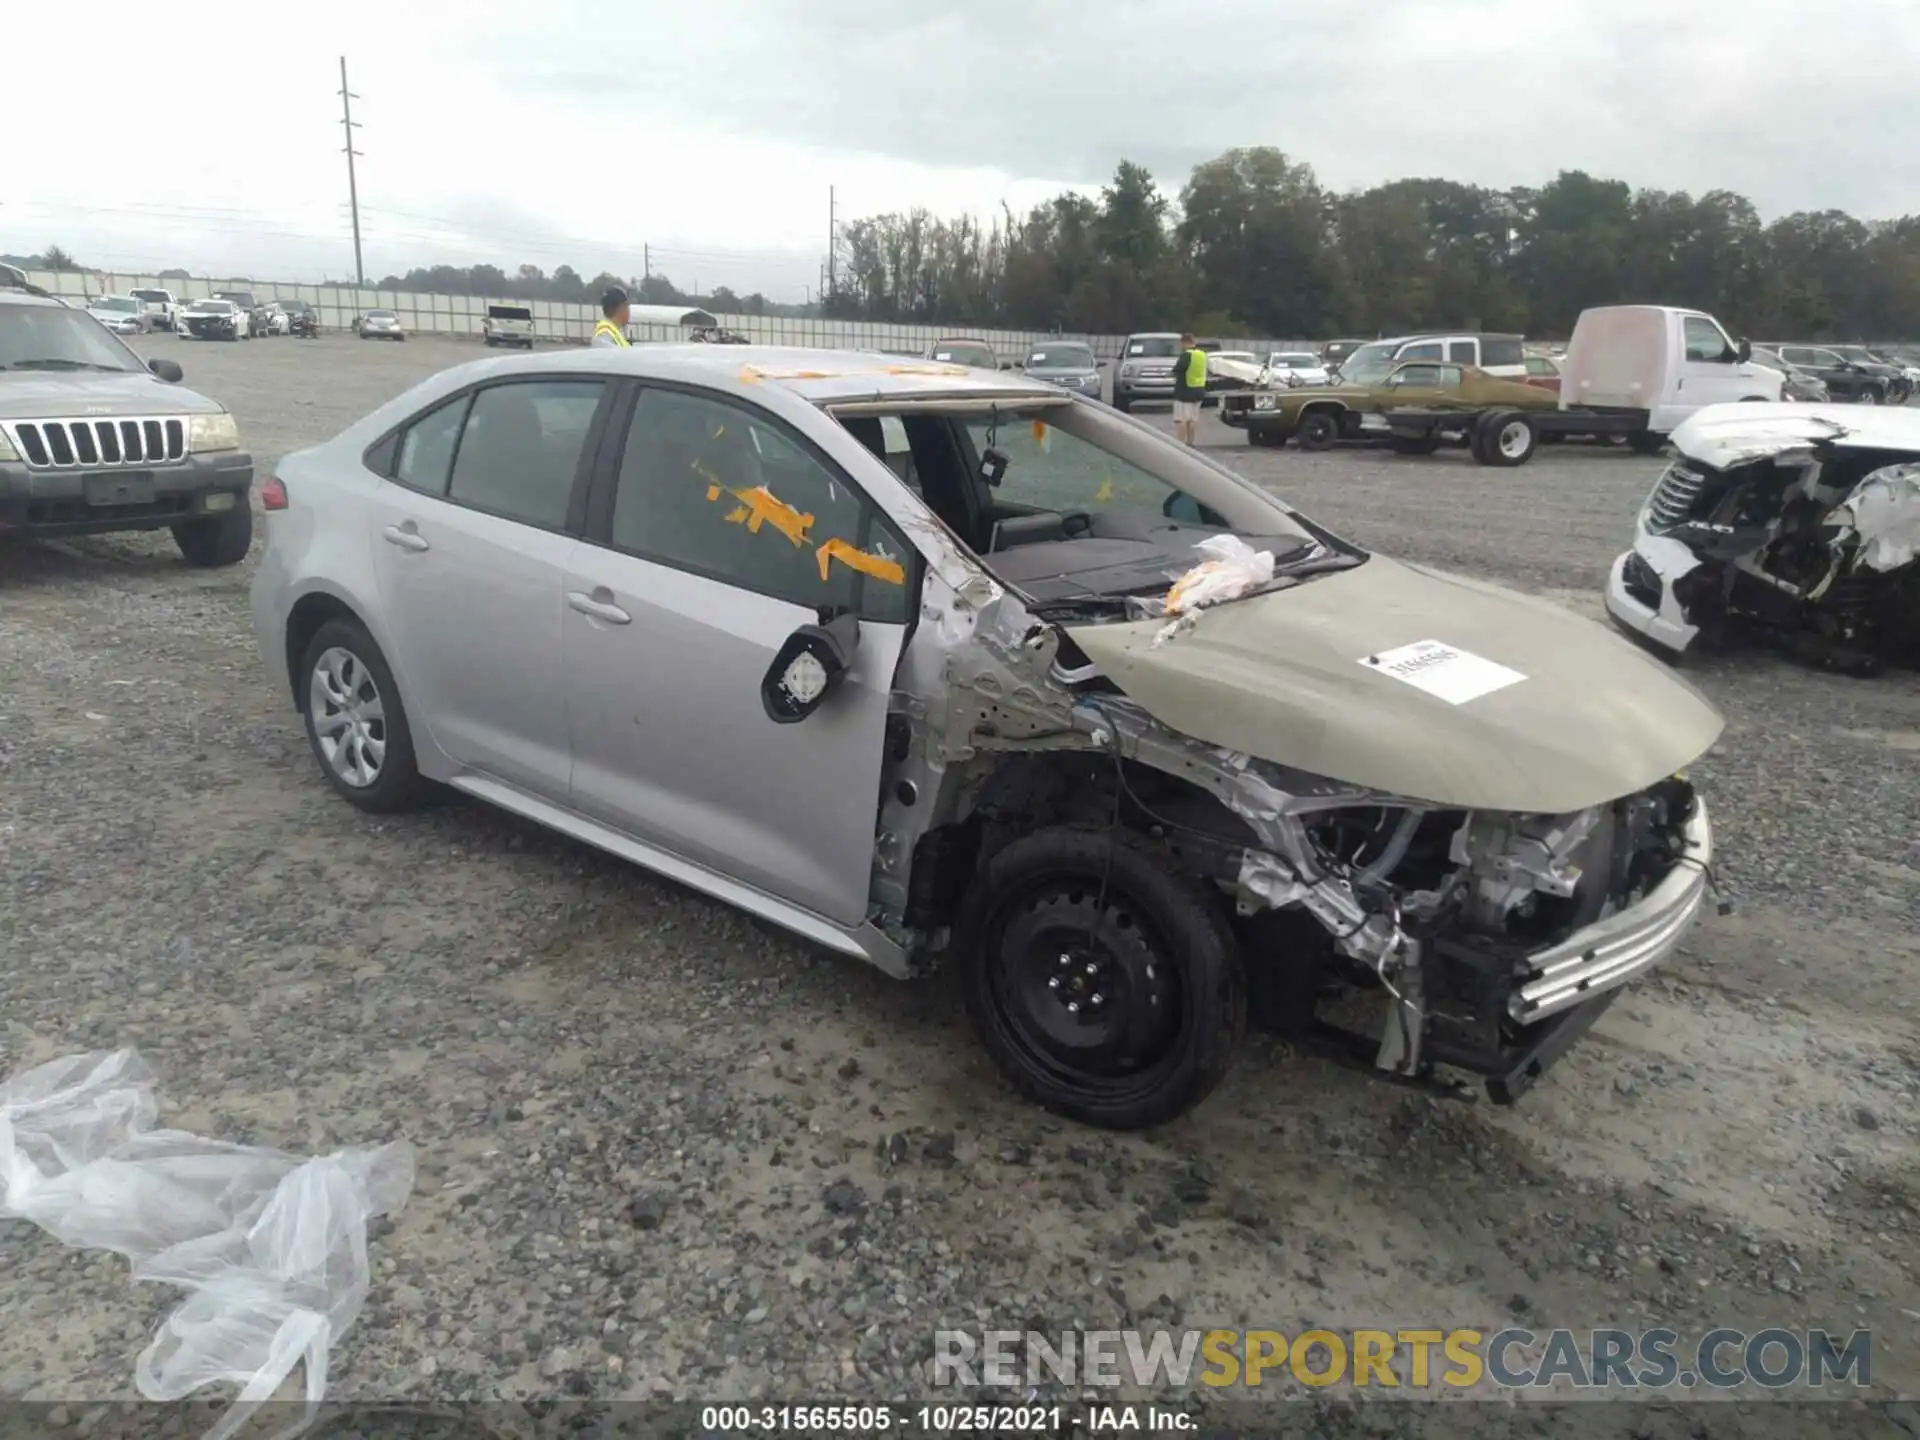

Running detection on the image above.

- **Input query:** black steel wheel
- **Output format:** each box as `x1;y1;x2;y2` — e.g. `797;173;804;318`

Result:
1295;410;1339;452
958;824;1245;1130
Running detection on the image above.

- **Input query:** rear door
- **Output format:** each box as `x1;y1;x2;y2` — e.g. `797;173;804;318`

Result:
560;382;915;926
368;376;610;798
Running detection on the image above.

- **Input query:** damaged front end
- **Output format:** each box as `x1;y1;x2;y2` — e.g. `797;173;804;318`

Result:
1605;413;1920;674
873;565;1714;1108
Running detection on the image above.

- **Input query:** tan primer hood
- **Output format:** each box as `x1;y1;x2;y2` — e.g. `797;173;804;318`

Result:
1067;557;1725;813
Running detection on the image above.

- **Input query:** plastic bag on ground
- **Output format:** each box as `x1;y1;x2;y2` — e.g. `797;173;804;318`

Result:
1152;533;1277;647
0;1049;415;1440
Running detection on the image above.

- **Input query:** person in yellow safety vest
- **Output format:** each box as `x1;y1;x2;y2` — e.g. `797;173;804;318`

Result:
592;286;631;348
1171;331;1207;446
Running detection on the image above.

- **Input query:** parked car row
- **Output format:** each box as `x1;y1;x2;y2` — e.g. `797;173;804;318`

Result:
1754;343;1914;404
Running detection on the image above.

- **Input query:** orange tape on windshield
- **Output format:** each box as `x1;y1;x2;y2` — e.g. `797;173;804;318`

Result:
816;538;906;586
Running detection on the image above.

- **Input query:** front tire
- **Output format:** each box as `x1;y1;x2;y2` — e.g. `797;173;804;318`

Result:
171;503;253;567
1861;388;1883;406
297;619;430;814
958;824;1245;1131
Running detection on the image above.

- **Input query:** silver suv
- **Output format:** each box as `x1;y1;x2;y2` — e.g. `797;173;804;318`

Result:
0;289;254;563
249;346;1720;1129
1112;332;1183;412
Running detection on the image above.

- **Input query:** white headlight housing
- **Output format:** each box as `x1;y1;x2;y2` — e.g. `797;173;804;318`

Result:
0;429;17;462
189;412;240;453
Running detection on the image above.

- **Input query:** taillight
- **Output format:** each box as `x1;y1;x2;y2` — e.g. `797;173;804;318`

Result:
260;476;289;511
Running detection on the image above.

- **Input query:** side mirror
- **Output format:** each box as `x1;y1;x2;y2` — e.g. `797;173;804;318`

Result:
148;358;183;383
1735;338;1752;364
761;612;861;724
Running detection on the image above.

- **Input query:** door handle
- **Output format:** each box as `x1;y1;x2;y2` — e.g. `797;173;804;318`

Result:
567;589;632;625
382;524;429;552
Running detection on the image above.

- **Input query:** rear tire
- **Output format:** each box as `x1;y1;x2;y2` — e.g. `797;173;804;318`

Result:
958;824;1246;1131
1114;395;1131;414
1627;430;1666;456
1479;412;1539;467
1860;388;1883;406
171;503;253;567
1295;410;1339;452
297;619;431;814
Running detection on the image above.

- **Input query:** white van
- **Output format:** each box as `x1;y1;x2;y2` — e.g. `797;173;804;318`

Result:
1559;306;1783;441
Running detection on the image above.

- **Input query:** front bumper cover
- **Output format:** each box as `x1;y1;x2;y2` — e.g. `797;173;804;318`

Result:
0;451;255;537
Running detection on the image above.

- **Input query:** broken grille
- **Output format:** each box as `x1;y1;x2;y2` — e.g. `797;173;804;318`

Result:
3;417;188;470
1645;463;1707;532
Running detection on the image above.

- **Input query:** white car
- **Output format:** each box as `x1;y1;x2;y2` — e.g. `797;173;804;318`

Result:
85;295;152;335
1263;351;1331;387
267;304;291;336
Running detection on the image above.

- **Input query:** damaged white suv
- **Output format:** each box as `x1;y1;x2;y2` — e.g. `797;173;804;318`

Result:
1606;403;1920;675
251;348;1723;1129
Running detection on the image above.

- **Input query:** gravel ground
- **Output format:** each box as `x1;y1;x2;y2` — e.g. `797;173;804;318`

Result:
1;334;1915;1430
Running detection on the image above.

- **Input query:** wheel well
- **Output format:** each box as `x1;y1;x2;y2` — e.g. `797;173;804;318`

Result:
283;593;362;706
1299;402;1344;423
903;752;1257;929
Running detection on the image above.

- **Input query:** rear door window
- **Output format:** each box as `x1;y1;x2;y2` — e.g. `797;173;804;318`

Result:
446;379;604;529
1398;341;1444;361
1479;337;1525;367
393;394;472;495
1446;340;1477;364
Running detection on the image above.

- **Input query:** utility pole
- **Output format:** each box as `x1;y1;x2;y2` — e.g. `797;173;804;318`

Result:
338;56;365;286
827;185;837;304
643;244;650;282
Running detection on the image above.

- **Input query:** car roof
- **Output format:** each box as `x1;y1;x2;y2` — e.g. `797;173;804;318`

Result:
469;344;1062;405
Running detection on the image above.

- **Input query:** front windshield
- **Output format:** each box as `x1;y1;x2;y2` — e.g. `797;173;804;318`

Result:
1334;342;1401;386
369;310;397;319
1125;336;1179;358
190;301;230;313
0;304;143;372
834;398;1359;612
93;297;139;313
1027;344;1094;368
1272;353;1318;368
1832;346;1877;362
130;290;167;303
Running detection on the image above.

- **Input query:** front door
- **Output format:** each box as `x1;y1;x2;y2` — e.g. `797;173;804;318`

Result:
561;383;915;926
368;377;608;798
1674;313;1755;415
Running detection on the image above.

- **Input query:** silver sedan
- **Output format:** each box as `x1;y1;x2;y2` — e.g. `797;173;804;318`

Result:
250;345;1719;1129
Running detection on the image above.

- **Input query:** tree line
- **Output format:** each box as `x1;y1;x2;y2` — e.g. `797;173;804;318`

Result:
15;148;1917;340
826;151;1920;342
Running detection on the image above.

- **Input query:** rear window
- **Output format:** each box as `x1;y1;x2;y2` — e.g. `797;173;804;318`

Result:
1479;337;1525;367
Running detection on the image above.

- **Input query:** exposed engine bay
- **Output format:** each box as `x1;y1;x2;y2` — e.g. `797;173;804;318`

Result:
1623;441;1920;673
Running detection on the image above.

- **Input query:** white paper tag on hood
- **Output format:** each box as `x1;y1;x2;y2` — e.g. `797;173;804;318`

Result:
1360;640;1526;705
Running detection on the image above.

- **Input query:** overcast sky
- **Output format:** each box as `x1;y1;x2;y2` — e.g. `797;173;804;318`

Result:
9;0;1916;299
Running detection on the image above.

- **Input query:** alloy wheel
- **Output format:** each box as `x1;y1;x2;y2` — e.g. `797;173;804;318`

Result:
308;646;387;788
